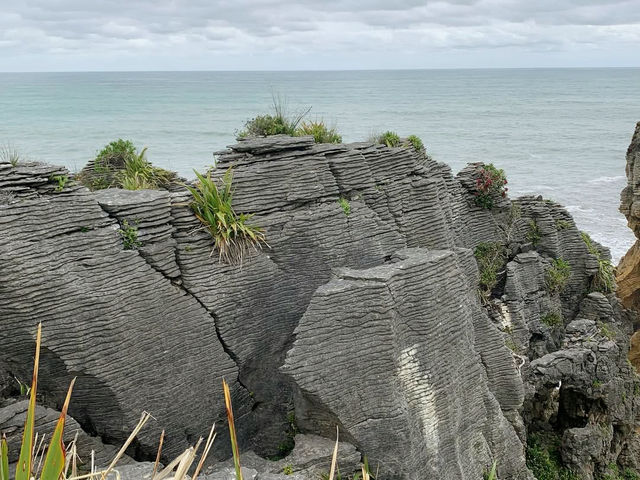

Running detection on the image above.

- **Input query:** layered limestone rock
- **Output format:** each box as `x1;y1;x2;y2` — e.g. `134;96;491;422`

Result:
1;135;639;479
619;122;640;311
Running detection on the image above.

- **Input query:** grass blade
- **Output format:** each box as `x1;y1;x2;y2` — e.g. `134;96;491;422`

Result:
223;379;243;480
100;411;152;480
41;377;76;480
192;424;216;480
1;435;8;480
487;460;498;480
328;426;339;480
16;323;42;480
151;430;165;480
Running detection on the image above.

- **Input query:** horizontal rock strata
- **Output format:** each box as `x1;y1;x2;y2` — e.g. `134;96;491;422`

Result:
1;134;639;479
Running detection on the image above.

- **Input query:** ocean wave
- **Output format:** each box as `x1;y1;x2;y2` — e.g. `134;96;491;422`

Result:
588;175;626;184
565;205;595;214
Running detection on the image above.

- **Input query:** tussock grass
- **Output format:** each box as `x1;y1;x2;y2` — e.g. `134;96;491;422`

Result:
406;135;424;152
581;231;615;294
185;168;267;264
377;131;401;147
474;242;507;302
545;258;571;294
0;144;21;167
239;96;310;138
78;140;176;191
296;121;342;144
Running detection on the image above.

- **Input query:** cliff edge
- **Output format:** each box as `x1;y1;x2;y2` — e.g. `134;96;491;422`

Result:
1;135;639;479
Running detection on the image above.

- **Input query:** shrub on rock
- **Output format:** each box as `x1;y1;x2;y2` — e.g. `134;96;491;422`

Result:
184;167;267;264
474;164;508;210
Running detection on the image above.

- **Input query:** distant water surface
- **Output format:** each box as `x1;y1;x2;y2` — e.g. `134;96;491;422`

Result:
0;68;638;261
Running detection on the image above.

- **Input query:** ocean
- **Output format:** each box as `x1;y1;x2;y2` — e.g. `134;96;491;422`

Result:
1;68;638;262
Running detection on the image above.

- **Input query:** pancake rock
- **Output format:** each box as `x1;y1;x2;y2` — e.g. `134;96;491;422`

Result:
1;134;639;479
619;122;640;312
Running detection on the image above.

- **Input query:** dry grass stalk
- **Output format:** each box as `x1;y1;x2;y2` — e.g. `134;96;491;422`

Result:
328;426;339;480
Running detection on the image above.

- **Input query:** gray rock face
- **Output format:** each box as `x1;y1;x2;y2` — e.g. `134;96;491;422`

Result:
1;134;639;479
284;248;527;480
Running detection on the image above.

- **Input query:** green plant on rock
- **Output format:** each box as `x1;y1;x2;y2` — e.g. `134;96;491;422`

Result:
526;433;578;480
556;219;571;230
296;121;342;144
581;231;615;294
483;461;498;480
599;322;616;340
378;131;401;147
406;135;424;152
119;147;175;191
505;337;519;353
602;462;640;480
541;312;563;327
527;220;541;246
545;258;571;294
282;465;294;475
474;164;508;210
118;219;143;250
0;144;21;167
474;242;508;302
51;175;68;192
185;167;267;264
78;139;175;191
238;96;310;138
338;197;351;216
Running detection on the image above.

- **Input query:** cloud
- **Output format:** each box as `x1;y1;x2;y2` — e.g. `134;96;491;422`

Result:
0;0;638;70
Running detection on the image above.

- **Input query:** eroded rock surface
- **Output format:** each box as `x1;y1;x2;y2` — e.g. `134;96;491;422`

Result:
1;135;639;479
619;122;640;311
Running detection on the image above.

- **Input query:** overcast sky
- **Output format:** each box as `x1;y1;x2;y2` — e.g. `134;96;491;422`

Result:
1;0;638;72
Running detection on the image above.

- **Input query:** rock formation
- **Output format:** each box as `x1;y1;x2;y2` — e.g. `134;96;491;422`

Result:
619;122;640;311
1;134;639;479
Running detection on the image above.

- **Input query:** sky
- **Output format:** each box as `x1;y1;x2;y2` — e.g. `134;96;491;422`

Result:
1;0;639;72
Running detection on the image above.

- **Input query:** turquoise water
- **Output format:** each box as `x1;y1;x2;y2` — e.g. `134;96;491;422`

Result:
1;69;638;261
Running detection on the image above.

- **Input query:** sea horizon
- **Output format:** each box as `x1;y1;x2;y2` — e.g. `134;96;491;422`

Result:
1;67;638;261
2;66;640;74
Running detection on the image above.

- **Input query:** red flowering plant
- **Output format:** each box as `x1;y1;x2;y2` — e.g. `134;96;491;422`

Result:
474;163;508;210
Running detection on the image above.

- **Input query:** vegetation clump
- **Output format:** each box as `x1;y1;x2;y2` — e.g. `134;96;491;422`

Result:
338;197;351;216
238;98;344;145
526;434;578;480
474;242;508;302
282;465;294;475
541;312;563;327
406;135;424;152
0;144;21;166
474;164;508;210
581;231;615;294
556;219;571;230
185;167;267;264
527;220;542;246
599;322;616;340
52;174;69;192
602;463;640;480
377;131;401;147
545;258;571;294
118;219;143;250
296;121;342;144
238;96;310;138
78;139;175;191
